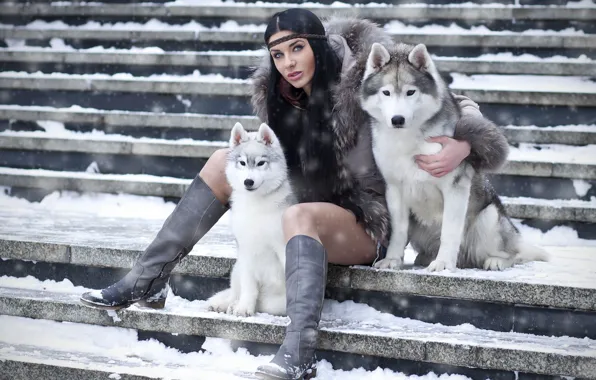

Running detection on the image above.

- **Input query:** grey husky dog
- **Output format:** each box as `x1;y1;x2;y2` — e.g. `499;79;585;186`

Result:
361;42;548;271
207;122;295;316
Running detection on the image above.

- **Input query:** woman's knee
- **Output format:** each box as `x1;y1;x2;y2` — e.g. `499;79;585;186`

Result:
282;204;317;235
200;148;231;202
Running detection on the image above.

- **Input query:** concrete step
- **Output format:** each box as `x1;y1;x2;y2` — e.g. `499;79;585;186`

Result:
0;167;594;223
1;285;595;378
2;48;595;77
0;72;594;107
0;202;594;311
2;3;595;22
1;133;595;180
1;105;595;145
1;26;594;50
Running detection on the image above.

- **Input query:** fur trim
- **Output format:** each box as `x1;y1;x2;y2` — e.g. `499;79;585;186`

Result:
250;53;271;124
327;17;393;154
454;115;509;172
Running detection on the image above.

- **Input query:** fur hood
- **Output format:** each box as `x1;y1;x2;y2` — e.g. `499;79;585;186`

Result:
250;16;392;244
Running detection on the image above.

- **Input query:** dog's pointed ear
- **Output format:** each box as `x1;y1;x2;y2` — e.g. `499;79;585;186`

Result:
364;43;390;78
230;122;248;147
257;123;278;146
408;44;435;72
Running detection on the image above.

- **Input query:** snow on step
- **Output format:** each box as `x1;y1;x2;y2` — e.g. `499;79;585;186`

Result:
0;315;428;380
1;3;595;21
1;23;594;49
0;167;594;222
1;133;595;180
1;286;595;378
1;105;595;145
0;72;594;106
0;104;259;130
2;47;595;76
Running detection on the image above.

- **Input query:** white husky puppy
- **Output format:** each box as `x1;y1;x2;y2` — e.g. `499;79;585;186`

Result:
207;122;295;316
361;42;548;272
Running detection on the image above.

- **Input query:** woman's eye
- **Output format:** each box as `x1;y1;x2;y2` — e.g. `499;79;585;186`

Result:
293;45;303;52
272;53;282;59
382;90;390;96
257;161;267;167
407;90;416;96
239;161;246;166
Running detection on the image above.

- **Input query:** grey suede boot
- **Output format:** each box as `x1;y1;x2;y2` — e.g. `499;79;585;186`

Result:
80;175;228;310
255;235;327;380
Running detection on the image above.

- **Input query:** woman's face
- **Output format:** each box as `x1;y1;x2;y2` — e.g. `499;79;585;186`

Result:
268;30;316;95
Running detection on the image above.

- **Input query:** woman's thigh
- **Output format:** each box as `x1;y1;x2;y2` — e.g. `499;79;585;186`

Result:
283;202;378;266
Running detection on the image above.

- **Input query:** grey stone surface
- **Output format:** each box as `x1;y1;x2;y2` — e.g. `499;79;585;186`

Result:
0;359;151;380
1;106;595;145
3;50;595;77
504;127;596;145
1;74;593;107
0;204;595;311
0;105;260;130
1;287;595;378
1;4;594;21
2;134;594;180
0;28;594;50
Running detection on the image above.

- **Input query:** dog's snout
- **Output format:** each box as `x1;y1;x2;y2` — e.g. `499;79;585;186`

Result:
391;115;405;127
244;179;254;188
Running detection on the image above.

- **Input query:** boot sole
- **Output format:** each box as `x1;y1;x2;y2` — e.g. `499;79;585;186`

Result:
79;297;165;311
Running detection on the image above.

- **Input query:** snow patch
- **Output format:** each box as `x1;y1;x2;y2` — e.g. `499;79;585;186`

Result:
573;180;593;197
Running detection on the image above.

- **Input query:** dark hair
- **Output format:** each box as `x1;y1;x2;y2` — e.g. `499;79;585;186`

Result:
264;8;342;201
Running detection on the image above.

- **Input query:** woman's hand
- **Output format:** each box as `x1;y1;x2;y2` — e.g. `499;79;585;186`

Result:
415;136;471;178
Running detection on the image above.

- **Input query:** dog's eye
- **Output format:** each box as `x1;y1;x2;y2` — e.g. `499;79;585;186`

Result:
406;90;416;96
239;161;246;166
382;90;390;96
257;161;267;167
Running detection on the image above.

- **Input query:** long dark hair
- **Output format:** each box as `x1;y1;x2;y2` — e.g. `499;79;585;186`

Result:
264;8;343;201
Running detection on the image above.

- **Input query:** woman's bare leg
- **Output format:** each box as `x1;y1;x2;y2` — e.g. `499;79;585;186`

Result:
200;148;232;204
282;202;377;265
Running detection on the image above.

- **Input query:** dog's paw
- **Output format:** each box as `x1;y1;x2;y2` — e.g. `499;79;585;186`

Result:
228;302;255;317
373;257;403;270
426;259;455;272
483;257;511;271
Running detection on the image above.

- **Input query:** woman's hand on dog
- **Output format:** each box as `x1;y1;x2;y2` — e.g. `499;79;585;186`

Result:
415;136;471;178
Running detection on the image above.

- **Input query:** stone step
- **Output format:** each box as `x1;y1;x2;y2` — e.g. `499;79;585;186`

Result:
2;48;595;77
0;167;594;223
0;201;594;311
0;72;594;107
1;105;595;145
2;3;595;21
0;26;593;50
1;133;595;180
1;286;595;378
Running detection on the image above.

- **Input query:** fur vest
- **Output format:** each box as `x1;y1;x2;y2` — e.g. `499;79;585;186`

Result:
250;17;509;245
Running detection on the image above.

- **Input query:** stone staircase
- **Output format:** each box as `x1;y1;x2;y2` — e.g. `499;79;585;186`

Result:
0;1;595;379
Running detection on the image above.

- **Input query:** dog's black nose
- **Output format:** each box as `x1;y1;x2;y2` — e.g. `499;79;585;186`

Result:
244;179;254;188
391;115;405;127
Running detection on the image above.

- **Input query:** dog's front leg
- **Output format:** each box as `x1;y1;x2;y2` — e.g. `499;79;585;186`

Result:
427;172;472;271
374;185;408;270
228;258;259;317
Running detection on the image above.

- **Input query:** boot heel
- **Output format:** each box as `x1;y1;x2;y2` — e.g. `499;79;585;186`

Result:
137;298;166;309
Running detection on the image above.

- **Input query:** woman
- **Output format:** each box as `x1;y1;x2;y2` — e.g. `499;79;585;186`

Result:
80;9;508;379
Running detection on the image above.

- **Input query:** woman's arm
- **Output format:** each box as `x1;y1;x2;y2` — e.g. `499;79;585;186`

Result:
416;94;509;177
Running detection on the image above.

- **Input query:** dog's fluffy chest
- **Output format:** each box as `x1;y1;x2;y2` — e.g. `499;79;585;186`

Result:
230;193;287;255
373;128;445;222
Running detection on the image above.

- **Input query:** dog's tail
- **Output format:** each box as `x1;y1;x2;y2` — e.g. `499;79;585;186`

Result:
514;241;550;264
